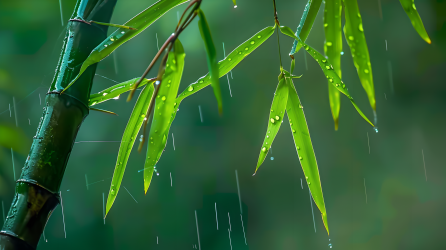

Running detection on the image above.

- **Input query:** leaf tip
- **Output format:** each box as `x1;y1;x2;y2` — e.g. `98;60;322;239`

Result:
334;119;339;131
322;212;329;235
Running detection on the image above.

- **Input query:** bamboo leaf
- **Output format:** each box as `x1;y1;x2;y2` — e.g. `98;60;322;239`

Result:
106;84;154;216
324;0;342;130
89;107;118;116
286;78;328;235
61;0;189;92
289;0;323;55
280;25;374;127
90;21;137;30
197;9;222;114
144;39;186;194
399;0;431;44
254;73;289;174
177;26;275;102
89;78;155;106
343;0;376;111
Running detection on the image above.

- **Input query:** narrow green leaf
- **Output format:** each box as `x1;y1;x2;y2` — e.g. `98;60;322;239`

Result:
197;9;222;114
105;84;154;216
89;107;118;116
289;0;323;55
89;78;155;106
324;0;342;130
61;0;188;92
279;25;374;126
232;0;237;8
254;74;289;174
90;21;137;30
286;78;328;235
177;26;275;102
290;55;296;73
399;0;431;44
144;39;186;194
343;0;376;111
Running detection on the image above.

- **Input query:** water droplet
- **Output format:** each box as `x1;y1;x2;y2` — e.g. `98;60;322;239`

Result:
275;115;280;120
199;80;204;83
270;118;275;124
299;104;303;108
308;182;311;185
322;59;327;63
167;84;171;87
262;147;267;152
228;58;232;61
188;86;194;91
329;79;333;83
292;129;296;133
326;41;332;46
270;157;274;160
305;46;309;51
299;156;303;160
121;31;125;34
325;66;330;69
257;35;262;39
238;51;242;55
340;51;344;55
348;36;354;41
110;38;115;41
374;127;379;133
234;5;237;8
412;3;416;10
305;176;308;179
359;23;363;32
244;47;249;51
250;41;255;45
297;146;300;150
324;23;328;28
141;114;145;118
161;96;166;101
364;69;369;74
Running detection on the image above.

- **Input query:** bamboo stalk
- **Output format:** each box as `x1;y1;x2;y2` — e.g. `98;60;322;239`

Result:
0;1;117;249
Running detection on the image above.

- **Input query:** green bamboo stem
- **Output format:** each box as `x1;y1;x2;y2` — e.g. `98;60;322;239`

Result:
0;0;117;249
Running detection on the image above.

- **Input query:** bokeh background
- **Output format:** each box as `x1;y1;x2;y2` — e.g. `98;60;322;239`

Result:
1;0;446;249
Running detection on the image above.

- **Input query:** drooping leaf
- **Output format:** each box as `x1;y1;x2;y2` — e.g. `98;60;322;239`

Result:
286;77;328;235
399;0;431;44
289;0;323;55
197;9;222;114
61;0;189;92
89;78;155;106
279;25;374;127
144;39;186;194
254;73;289;174
106;84;154;216
177;26;275;102
324;0;342;130
343;0;376;111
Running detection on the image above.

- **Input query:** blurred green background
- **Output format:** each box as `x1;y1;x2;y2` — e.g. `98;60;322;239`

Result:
1;0;446;249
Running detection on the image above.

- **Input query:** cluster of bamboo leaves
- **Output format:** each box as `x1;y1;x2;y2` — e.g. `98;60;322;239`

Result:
291;0;431;129
67;0;430;235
